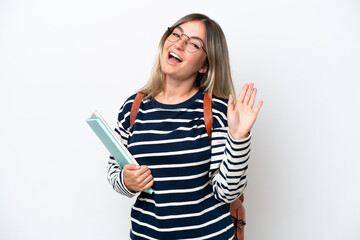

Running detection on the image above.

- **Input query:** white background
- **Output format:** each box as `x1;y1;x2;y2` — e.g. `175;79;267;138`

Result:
1;0;359;239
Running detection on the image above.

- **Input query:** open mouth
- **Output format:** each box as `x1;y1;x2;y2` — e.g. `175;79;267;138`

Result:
168;52;183;63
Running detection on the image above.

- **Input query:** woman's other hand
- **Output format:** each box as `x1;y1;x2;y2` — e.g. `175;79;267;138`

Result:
123;164;154;193
227;83;263;140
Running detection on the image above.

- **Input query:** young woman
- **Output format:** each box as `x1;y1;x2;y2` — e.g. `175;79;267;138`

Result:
107;13;263;239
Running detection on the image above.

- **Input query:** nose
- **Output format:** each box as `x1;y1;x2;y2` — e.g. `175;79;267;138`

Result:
174;35;188;51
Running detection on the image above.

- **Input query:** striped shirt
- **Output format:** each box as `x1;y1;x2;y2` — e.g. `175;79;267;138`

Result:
107;90;251;240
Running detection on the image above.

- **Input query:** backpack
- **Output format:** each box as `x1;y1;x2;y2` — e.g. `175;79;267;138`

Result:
130;92;246;240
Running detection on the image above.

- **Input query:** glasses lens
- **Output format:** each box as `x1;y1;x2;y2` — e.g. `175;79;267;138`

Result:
167;28;182;42
186;38;203;53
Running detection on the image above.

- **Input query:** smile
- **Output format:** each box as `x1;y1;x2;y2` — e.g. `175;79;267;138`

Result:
168;51;183;64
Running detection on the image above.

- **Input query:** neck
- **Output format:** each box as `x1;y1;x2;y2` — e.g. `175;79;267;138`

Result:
156;76;198;104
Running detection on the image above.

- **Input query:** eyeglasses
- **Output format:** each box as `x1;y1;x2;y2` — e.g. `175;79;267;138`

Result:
167;27;207;55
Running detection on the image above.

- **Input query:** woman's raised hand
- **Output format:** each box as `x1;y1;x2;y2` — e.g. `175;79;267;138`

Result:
227;83;263;140
123;164;154;193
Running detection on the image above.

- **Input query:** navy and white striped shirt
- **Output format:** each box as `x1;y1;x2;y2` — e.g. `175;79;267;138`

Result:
107;90;251;240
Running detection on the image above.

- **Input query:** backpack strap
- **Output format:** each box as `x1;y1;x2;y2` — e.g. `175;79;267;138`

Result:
203;92;213;143
130;92;144;128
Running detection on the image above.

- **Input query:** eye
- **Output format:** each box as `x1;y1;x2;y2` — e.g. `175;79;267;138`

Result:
188;39;201;49
190;42;200;49
172;32;181;38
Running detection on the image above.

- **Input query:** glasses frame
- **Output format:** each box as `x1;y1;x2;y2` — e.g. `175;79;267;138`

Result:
167;27;207;55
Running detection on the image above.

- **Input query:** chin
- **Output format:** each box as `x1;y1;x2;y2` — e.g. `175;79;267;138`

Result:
161;62;174;76
160;64;169;75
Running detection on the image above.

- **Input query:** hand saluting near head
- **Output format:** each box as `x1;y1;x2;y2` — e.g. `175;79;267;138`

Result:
227;83;263;140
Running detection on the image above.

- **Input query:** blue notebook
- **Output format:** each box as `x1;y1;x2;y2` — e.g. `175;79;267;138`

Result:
86;111;154;194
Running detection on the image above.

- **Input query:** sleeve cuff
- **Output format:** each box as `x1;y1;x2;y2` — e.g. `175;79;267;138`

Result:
228;130;252;144
120;170;138;198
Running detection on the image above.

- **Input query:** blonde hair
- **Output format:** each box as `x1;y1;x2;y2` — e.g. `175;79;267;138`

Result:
140;13;235;99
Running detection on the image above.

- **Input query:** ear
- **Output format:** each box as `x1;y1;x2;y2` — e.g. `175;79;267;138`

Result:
198;62;208;74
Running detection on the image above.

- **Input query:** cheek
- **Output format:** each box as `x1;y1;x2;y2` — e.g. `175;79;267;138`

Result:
162;41;171;54
160;49;168;68
191;55;207;70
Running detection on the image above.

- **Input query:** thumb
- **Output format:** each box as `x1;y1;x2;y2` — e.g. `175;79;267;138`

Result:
228;95;234;112
125;164;141;170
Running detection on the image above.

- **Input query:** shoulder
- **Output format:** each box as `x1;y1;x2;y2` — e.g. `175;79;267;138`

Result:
116;93;139;129
211;95;228;129
118;93;137;116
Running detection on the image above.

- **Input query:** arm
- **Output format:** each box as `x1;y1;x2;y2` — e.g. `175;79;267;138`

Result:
107;98;137;198
210;83;262;203
106;96;154;197
210;128;251;203
107;157;137;198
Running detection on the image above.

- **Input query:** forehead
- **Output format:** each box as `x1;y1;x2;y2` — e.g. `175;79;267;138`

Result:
177;20;206;42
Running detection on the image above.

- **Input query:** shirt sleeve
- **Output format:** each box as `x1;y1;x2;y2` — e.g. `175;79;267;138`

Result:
209;99;251;204
106;95;138;198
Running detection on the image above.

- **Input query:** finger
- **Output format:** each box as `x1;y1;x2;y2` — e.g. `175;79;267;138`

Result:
136;169;152;184
141;173;154;188
137;166;152;178
249;88;257;108
134;169;152;187
124;164;141;171
243;83;254;105
126;165;150;178
237;84;249;104
228;95;235;112
140;178;154;192
139;165;150;173
138;172;154;191
254;100;263;114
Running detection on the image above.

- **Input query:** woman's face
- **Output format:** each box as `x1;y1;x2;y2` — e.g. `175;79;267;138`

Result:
161;20;208;83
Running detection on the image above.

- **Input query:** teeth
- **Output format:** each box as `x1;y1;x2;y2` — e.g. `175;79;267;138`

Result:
170;52;182;61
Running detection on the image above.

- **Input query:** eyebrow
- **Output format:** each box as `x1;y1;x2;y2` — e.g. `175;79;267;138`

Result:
176;26;206;44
